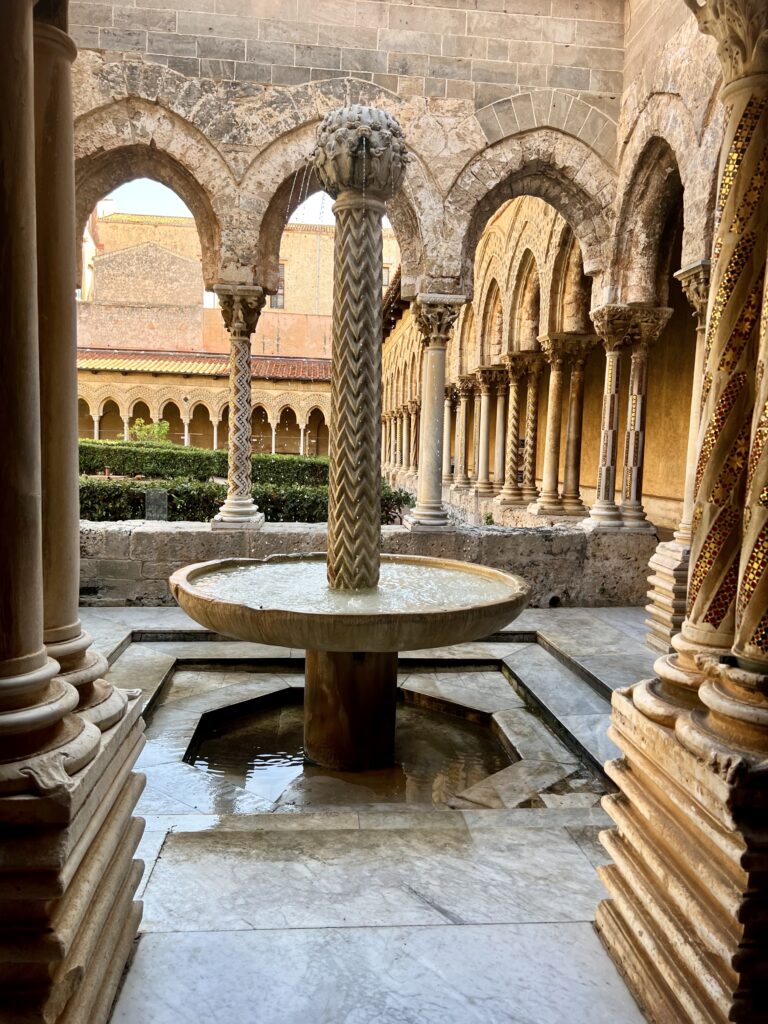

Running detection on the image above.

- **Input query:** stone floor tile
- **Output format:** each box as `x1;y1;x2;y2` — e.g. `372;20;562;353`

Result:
452;760;575;809
401;669;525;713
559;714;620;766
492;708;579;764
140;762;273;816
574;652;656;691
566;824;611;870
134;829;167;897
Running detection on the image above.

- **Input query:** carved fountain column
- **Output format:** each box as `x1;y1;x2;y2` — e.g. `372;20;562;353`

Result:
646;261;711;650
496;355;525;505
531;336;566;514
560;335;595;514
213;285;266;528
405;297;463;530
584;305;634;529
306;105;408;768
619;306;672;529
520;355;543;502
597;4;768;1020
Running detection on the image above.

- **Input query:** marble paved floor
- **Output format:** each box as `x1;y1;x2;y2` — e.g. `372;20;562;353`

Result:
86;605;650;1024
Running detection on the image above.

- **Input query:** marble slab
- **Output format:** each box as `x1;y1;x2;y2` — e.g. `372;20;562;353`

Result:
401;669;525;713
492;708;579;764
451;760;575;809
112;920;645;1024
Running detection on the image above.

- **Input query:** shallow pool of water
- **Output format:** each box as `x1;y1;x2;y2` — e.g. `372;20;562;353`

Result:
191;558;517;616
188;703;511;808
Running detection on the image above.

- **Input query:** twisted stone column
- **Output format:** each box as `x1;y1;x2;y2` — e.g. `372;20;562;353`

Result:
531;336;565;514
214;286;266;528
404;297;462;531
408;401;419;474
493;374;506;492
520;356;543;502
35;19;129;735
475;368;495;496
496;355;525;505
620;306;672;528
646;262;711;651
597;8;768;1021
585;305;634;529
442;390;454;483
560;336;595;514
453;379;472;488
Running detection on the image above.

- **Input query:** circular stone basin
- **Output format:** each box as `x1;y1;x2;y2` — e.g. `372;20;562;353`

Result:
170;553;529;653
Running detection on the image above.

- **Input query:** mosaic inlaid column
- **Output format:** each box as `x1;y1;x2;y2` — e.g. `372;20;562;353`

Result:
646;262;710;651
405;297;462;530
493;374;506;493
619;306;672;529
585;305;634;529
597;7;768;1021
560;336;595;514
531;336;565;514
475;368;495;496
520;356;543;502
453;380;471;488
442;390;454;483
496;355;525;505
35;18;129;736
214;285;266;527
408;401;419;474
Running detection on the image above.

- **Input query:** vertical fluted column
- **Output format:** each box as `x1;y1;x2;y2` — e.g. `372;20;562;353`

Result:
475;368;494;496
453;381;471;488
0;0;97;795
214;285;266;527
405;297;462;530
441;390;454;482
531;337;565;513
520;356;543;501
496;356;525;504
493;376;506;492
35;18;129;734
408;401;419;474
561;338;594;514
620;307;672;528
585;305;633;529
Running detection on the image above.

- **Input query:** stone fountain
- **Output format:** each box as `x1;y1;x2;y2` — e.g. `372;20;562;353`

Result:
171;106;529;770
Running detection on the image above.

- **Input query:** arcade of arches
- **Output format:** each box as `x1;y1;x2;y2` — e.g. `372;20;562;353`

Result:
3;2;768;1024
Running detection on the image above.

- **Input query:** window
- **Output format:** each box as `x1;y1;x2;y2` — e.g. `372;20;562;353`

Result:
270;264;285;309
382;266;390;289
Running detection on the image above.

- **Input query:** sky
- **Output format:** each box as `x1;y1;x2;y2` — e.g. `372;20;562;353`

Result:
104;178;390;227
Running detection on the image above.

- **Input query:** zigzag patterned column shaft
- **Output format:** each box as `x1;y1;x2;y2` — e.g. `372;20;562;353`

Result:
520;357;543;501
326;194;384;589
496;357;524;503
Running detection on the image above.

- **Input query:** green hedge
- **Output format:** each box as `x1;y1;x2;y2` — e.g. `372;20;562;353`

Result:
79;477;413;525
79;439;329;486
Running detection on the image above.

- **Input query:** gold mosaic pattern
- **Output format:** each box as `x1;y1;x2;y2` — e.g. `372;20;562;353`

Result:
694;372;748;497
747;608;768;654
700;371;713;415
710;420;752;507
730;144;768;233
747;400;768;493
716;95;767;216
687;506;740;612
736;521;768;618
691;505;703;540
717;274;765;373
705;232;757;361
703;559;740;628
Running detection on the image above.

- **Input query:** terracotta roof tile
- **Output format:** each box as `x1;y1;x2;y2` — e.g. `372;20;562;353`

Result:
77;349;331;382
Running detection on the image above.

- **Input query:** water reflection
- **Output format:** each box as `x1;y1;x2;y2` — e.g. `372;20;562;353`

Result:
190;704;511;809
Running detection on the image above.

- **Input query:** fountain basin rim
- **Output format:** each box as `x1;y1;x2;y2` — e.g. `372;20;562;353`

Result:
169;552;529;654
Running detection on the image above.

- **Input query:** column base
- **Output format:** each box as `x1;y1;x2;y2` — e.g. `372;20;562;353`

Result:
520;486;539;502
47;631;133;732
620;503;655;531
304;649;399;770
475;481;494;497
494;488;526;506
559;495;588;515
212;511;265;530
527;493;564;515
598;684;768;1024
402;510;455;532
583;501;624;530
645;539;690;654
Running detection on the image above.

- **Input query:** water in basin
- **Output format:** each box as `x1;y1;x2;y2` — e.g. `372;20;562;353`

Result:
187;701;512;808
191;558;516;615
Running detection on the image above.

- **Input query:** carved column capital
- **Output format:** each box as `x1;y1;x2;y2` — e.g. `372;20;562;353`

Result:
457;375;475;398
313;104;409;199
538;334;566;368
502;352;527;382
408;399;420;414
214;285;266;337
414;295;464;348
629;304;673;352
520;352;546;378
474;366;495;394
675;259;712;328
683;0;768;81
589;304;635;351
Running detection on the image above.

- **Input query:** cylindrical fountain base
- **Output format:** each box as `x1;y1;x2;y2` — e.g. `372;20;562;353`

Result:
304;649;399;770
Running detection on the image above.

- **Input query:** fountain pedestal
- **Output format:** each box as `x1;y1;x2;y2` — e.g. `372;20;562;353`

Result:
304;650;398;769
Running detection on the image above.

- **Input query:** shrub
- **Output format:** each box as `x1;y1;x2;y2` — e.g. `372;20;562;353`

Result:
129;418;171;443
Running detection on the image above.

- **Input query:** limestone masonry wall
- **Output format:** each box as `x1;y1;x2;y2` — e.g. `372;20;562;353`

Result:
79;520;657;609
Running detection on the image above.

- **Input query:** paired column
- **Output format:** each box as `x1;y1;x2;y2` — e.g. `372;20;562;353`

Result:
213;418;219;451
408;401;419;474
493;375;506;493
404;296;463;531
619;306;672;528
122;416;130;441
520;356;543;502
452;380;472;488
584;305;634;528
474;368;495;496
91;414;99;440
561;336;595;514
442;390;454;483
496;355;525;505
299;424;305;455
401;409;410;476
35;17;129;738
597;5;768;1020
213;285;266;527
471;388;481;483
530;337;566;514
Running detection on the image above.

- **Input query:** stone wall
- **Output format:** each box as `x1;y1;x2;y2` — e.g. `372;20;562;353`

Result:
79;520;657;609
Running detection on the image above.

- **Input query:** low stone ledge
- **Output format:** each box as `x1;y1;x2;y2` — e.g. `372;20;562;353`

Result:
79;520;657;608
